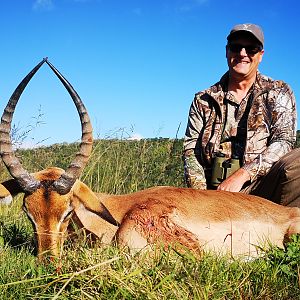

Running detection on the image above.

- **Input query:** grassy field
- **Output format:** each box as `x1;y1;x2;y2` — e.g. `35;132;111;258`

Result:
0;138;300;299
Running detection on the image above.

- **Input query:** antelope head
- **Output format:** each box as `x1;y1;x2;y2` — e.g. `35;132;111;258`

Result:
0;59;114;258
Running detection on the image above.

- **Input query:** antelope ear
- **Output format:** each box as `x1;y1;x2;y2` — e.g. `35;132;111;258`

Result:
0;179;23;205
71;204;118;244
71;180;119;227
0;184;12;204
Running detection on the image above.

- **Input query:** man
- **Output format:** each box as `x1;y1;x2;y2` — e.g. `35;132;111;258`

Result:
183;23;299;206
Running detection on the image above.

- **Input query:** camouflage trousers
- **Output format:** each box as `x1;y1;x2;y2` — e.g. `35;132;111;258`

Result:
241;148;300;207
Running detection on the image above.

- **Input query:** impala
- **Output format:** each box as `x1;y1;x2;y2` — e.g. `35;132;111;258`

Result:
1;59;300;260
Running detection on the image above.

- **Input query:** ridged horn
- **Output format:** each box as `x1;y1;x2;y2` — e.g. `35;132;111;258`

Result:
45;60;93;195
0;59;47;193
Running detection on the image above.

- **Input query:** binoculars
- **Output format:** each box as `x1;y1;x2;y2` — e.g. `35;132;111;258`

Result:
211;152;240;187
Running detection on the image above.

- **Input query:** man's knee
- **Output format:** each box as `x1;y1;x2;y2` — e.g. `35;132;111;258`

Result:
277;148;300;170
280;149;300;180
247;148;300;205
276;148;300;206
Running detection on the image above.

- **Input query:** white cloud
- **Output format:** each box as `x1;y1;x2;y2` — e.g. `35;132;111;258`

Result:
32;0;54;11
127;133;143;141
14;140;39;150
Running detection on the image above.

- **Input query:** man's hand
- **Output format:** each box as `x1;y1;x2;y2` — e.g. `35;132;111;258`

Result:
217;168;250;192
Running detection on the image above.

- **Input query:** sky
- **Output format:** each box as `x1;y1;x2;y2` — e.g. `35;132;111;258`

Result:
0;0;299;147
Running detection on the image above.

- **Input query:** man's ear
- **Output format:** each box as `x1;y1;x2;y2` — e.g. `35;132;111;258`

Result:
71;180;119;226
258;49;264;62
0;178;23;205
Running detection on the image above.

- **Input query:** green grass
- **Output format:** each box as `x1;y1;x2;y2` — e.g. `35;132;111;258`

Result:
1;138;300;299
14;138;184;193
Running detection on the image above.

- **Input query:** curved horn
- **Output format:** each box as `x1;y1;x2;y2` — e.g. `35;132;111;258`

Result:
45;60;93;195
0;59;47;193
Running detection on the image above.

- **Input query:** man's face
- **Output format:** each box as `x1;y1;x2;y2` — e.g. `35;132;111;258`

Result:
226;34;264;79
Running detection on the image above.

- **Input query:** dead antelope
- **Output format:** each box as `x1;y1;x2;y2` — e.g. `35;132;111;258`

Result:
1;59;300;260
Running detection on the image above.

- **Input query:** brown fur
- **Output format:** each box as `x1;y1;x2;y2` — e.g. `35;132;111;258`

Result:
1;167;300;259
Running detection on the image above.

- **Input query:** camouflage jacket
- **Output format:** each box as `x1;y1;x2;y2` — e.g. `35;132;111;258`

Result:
183;71;297;189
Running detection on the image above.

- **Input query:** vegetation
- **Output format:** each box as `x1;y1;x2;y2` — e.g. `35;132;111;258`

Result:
0;137;300;299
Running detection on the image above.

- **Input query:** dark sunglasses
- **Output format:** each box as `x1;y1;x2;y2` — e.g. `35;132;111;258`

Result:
227;43;263;55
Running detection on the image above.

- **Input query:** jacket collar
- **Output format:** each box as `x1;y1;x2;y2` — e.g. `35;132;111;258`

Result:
209;71;270;105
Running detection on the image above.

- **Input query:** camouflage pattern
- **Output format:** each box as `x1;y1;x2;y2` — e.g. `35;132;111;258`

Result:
183;71;297;189
183;150;207;189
